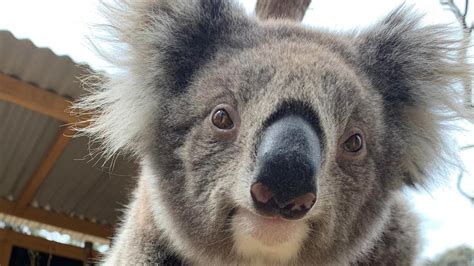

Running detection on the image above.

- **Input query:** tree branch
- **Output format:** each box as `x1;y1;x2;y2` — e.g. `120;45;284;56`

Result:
440;0;472;32
457;145;474;204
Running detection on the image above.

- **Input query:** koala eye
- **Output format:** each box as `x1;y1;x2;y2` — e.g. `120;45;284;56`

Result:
343;133;363;153
212;109;234;129
209;104;240;139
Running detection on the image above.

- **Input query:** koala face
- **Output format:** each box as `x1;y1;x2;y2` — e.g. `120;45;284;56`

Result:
150;42;388;261
77;0;470;264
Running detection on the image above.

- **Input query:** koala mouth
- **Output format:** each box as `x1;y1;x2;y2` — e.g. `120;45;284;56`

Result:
232;207;309;246
231;207;309;261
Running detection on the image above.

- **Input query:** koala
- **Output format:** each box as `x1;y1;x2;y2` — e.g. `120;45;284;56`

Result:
76;0;471;265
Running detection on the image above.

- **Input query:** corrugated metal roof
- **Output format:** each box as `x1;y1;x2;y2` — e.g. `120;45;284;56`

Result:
0;30;88;99
0;30;137;228
34;137;135;224
0;101;61;200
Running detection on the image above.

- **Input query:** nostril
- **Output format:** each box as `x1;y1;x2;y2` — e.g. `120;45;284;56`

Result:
280;192;316;220
250;182;273;204
284;192;316;212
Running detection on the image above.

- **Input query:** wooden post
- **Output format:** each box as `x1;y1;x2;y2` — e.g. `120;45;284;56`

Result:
0;240;12;266
256;0;311;22
83;241;93;266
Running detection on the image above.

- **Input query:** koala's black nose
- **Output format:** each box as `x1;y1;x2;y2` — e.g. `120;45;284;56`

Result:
251;115;321;220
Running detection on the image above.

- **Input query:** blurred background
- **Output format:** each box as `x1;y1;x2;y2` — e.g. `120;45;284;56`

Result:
0;0;473;265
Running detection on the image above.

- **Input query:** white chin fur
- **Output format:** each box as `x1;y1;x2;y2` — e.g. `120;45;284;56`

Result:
232;208;309;263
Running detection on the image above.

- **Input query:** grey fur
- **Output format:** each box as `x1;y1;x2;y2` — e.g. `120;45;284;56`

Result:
75;0;472;265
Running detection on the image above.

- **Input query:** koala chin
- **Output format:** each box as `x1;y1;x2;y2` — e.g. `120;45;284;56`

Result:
76;0;472;265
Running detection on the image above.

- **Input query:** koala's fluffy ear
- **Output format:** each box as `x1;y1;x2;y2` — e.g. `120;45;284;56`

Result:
106;0;252;92
75;0;252;160
356;6;472;186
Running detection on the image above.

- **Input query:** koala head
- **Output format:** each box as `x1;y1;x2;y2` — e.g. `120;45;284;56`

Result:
76;0;471;264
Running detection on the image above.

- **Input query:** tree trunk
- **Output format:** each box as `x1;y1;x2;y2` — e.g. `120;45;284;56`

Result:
256;0;311;22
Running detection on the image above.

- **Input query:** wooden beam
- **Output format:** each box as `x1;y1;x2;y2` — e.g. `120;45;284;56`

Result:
15;126;74;210
0;73;78;123
0;198;14;214
0;199;112;239
256;0;312;22
17;204;113;239
0;238;12;266
0;229;100;262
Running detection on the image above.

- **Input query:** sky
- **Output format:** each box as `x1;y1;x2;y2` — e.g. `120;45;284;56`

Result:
1;0;473;260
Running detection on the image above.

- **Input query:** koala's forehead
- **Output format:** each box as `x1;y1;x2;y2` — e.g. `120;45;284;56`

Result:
190;31;371;126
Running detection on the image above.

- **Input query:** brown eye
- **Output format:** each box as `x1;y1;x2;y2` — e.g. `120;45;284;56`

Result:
212;109;234;130
343;133;363;153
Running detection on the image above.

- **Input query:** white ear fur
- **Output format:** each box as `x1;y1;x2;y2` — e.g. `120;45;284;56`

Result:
73;0;246;161
356;6;473;186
